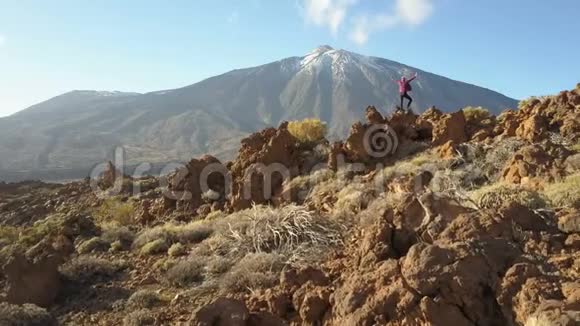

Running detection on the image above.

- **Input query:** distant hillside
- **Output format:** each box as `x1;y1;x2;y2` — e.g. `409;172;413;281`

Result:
0;46;517;179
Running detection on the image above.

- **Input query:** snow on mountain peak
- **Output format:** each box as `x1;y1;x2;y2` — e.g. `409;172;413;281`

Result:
310;45;334;54
301;45;339;67
300;46;380;78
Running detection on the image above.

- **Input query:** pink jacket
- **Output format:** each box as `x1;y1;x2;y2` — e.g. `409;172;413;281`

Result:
397;75;416;94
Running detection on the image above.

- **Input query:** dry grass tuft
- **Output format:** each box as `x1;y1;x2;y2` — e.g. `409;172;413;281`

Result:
60;256;126;282
0;226;21;245
524;315;556;326
205;256;233;276
333;182;376;216
478;138;526;181
126;290;162;310
220;252;284;293
167;243;187;257
283;168;335;203
470;182;546;209
140;239;168;256
0;302;57;326
569;143;580;152
165;259;205;287
123;309;155;326
542;173;580;208
77;237;110;254
374;151;440;186
133;221;212;251
288;118;327;143
225;204;343;254
101;226;135;249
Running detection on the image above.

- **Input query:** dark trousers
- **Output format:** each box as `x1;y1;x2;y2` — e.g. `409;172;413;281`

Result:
400;92;412;109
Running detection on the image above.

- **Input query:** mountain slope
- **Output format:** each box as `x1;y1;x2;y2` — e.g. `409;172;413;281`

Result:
0;46;517;175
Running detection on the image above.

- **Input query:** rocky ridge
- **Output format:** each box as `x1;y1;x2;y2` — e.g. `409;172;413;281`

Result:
0;85;579;325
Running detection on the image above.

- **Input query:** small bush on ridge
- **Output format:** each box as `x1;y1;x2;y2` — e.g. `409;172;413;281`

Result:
288;118;327;143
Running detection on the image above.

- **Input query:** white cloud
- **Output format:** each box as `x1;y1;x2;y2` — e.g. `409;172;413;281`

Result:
300;0;434;45
349;0;434;45
396;0;434;25
0;34;5;47
303;0;359;35
350;13;398;45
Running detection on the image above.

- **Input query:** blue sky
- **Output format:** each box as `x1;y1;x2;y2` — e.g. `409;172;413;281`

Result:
0;0;579;117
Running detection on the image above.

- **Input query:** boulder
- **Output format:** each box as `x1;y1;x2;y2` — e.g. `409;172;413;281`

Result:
3;252;62;308
432;111;468;146
502;141;571;185
228;123;301;211
164;155;227;213
192;298;250;326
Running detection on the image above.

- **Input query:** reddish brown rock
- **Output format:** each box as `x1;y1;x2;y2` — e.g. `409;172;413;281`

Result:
164;155;227;213
228;122;301;211
557;208;580;233
497;86;580;141
436;140;458;159
192;298;250;326
365;106;386;124
431;111;468;146
3;252;63;308
502;141;571;185
516;114;548;142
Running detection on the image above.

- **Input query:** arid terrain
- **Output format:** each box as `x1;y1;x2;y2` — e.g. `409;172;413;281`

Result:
1;85;579;325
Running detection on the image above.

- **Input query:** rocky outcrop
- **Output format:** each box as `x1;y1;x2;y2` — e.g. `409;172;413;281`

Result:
97;161;129;190
557;208;580;233
185;193;580;326
497;86;580;141
163;155;227;214
502;141;571;185
3;251;63;308
327;107;425;170
228;122;302;211
431;111;468;146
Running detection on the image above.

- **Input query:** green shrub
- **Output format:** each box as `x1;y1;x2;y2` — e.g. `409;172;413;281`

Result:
77;237;110;254
110;240;124;253
167;243;187;257
94;198;135;226
568;143;580;153
542;173;580;208
165;259;204;287
140;239;168;256
18;216;62;247
288;118;327;143
101;226;135;247
463;106;491;122
133;222;212;251
0;226;21;244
